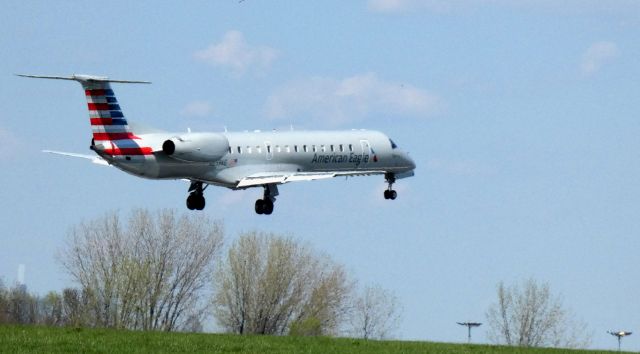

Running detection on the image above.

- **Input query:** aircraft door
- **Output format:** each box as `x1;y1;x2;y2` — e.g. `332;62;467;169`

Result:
265;141;273;160
360;140;371;165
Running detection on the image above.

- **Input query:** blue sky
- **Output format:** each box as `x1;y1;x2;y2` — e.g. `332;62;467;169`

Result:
1;0;639;350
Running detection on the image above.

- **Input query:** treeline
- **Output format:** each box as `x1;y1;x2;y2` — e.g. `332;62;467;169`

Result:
0;283;187;330
0;282;59;326
1;209;595;348
0;209;400;339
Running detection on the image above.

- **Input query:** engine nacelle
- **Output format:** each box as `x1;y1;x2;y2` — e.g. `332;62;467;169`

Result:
162;132;229;162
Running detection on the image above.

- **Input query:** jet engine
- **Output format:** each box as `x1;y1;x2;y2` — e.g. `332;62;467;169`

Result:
162;132;229;162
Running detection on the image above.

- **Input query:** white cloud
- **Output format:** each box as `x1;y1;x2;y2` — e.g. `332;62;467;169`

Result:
580;41;619;76
181;100;213;117
194;30;279;75
368;0;453;13
368;0;640;15
265;73;441;127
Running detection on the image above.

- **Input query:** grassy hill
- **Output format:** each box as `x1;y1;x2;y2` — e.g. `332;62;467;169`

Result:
0;325;624;354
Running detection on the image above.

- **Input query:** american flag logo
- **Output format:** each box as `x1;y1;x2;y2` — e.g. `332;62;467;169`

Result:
84;84;152;156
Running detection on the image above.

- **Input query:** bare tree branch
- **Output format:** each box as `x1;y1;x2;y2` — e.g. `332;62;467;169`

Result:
213;232;352;336
58;209;223;331
486;278;592;349
348;284;402;340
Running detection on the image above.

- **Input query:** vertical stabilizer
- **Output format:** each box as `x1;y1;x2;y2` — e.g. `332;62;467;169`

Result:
17;74;153;157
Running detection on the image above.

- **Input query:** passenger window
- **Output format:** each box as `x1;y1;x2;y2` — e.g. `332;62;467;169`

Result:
285;145;290;153
238;146;242;154
303;145;308;152
267;145;271;153
276;145;281;153
228;146;232;154
339;144;344;152
349;144;353;152
294;145;298;153
257;146;262;153
247;146;252;154
321;145;326;152
330;145;334;152
312;145;317;152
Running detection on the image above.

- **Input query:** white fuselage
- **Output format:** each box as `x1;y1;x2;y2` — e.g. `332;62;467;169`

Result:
96;129;415;189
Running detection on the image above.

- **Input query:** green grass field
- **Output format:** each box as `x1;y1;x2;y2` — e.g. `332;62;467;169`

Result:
0;325;623;354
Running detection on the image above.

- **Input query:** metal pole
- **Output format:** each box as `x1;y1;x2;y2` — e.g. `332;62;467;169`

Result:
457;322;481;344
618;336;621;352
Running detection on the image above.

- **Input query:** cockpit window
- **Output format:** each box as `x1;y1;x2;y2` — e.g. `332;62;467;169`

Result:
389;139;398;149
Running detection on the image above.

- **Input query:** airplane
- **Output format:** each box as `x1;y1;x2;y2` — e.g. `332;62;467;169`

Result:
18;74;416;214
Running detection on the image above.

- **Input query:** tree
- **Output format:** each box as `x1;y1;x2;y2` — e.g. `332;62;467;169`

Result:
181;312;204;333
40;291;63;326
0;279;7;323
0;281;40;325
486;278;591;349
61;288;83;327
213;232;352;336
348;284;402;340
58;209;223;331
8;284;39;324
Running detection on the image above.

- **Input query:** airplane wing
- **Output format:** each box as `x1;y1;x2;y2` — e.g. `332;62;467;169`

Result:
236;170;387;188
43;150;110;166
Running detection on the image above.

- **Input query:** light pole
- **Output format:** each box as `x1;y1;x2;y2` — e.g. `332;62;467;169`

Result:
608;331;632;351
457;322;482;343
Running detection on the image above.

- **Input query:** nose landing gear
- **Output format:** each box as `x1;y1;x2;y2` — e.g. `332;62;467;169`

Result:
384;173;398;200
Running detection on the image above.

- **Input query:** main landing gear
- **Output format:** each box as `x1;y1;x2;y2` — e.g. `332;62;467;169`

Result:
186;181;207;210
255;184;278;215
384;172;398;200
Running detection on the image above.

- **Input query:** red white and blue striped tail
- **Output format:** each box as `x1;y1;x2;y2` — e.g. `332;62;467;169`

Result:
17;74;153;157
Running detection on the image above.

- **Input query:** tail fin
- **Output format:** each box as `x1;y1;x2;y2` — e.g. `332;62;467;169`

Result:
17;74;153;156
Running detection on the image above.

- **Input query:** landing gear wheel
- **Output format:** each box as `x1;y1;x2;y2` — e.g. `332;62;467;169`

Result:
187;193;206;210
255;199;274;215
195;195;205;210
186;182;207;211
263;199;274;215
383;189;398;200
187;194;196;210
254;184;279;215
255;199;265;214
384;173;398;201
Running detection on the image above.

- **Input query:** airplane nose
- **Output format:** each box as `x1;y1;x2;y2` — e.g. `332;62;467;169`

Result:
406;154;416;170
408;155;416;170
396;150;415;170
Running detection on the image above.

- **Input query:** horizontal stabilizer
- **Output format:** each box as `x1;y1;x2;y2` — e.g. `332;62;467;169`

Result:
16;74;150;84
43;150;109;166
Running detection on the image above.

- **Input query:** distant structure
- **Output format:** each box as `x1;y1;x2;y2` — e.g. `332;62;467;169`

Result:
608;331;632;351
457;322;482;343
17;264;25;285
17;264;26;292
